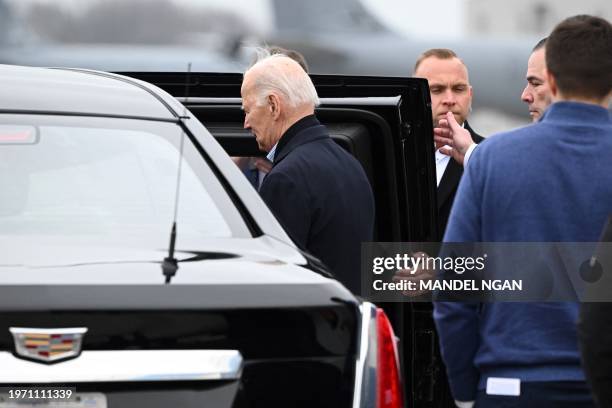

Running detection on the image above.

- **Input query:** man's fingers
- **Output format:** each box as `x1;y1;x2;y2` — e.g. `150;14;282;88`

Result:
393;268;415;279
254;158;273;173
394;267;435;279
446;111;462;131
434;127;451;137
434;126;452;150
393;275;424;283
435;141;454;153
439;146;453;157
434;134;453;146
396;277;433;286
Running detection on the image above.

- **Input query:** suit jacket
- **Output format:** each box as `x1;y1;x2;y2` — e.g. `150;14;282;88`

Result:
436;121;483;241
259;115;375;294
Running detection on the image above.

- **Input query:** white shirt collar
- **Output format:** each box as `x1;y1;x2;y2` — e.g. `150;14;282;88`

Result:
266;142;278;162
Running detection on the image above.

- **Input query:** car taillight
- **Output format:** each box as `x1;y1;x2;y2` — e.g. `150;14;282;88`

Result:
353;303;405;408
376;308;404;408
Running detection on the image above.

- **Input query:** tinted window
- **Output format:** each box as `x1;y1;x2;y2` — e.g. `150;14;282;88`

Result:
0;115;249;263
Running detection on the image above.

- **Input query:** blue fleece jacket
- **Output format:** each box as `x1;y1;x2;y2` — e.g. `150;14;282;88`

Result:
434;102;612;401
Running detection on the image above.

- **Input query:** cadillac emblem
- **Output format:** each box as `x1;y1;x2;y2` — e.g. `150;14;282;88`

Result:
9;327;88;363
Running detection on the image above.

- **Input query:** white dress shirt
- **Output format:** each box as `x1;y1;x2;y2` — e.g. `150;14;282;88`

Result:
435;148;451;187
463;143;478;167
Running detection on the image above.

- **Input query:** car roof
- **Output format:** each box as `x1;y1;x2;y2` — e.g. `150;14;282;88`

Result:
0;64;178;120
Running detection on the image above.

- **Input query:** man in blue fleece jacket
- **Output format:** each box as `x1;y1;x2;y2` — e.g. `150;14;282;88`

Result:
434;15;612;407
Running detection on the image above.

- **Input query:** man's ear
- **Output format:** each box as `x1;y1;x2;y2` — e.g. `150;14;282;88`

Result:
546;71;558;99
268;94;282;120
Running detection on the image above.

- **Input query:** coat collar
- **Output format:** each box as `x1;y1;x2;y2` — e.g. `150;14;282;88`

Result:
540;101;611;125
273;115;328;165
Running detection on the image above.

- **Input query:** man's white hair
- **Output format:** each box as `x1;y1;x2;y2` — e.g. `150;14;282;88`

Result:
246;48;320;108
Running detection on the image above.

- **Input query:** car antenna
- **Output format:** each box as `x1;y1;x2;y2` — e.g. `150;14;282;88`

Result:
162;62;192;284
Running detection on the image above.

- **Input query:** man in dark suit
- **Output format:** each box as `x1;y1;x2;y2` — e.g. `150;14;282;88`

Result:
232;46;308;191
240;51;375;294
413;49;484;241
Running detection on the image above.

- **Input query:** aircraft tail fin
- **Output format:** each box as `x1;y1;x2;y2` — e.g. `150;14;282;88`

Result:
270;0;387;34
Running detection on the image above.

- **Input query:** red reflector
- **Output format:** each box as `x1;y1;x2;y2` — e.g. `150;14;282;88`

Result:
0;131;30;141
376;308;404;408
0;126;38;144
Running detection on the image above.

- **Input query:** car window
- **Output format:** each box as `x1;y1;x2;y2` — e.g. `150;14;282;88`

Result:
0;115;250;258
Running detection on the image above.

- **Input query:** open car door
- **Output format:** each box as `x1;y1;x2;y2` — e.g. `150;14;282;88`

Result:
123;72;445;407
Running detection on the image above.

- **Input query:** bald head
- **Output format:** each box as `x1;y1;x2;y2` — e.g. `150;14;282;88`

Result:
414;55;473;127
241;54;320;152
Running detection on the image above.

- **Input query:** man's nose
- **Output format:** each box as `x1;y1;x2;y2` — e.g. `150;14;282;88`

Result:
521;86;533;104
243;117;250;129
441;90;456;105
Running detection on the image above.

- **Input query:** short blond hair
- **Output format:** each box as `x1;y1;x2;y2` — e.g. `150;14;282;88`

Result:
414;48;465;74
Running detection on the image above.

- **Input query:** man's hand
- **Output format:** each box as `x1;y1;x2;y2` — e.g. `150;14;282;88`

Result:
434;111;475;166
231;156;250;170
392;251;436;297
253;157;273;173
232;157;273;173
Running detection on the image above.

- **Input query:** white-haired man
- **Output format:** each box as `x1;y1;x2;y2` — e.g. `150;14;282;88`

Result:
241;53;375;294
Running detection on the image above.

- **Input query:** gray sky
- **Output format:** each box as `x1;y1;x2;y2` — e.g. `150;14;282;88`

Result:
361;0;464;38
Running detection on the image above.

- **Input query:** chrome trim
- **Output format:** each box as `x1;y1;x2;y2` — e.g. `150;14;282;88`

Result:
352;302;378;408
0;350;243;383
9;327;88;335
